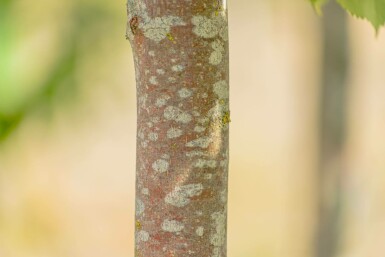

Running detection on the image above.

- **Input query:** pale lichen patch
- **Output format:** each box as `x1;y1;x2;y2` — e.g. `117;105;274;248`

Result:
149;76;158;85
191;14;227;40
138;94;148;110
167;127;184;139
197;117;210;125
136;199;145;216
148;132;158;141
220;190;227;203
219;23;228;41
137;230;150;242
141;16;186;42
138;129;145;140
178;88;192;98
156;68;165;75
186;137;212;148
196;211;203;216
152;159;169;173
194;159;217;169
155;95;170;107
141;141;148;148
210;211;226;256
196;226;204;236
213;80;229;99
194;126;206;133
172;64;185;72
186;151;208;158
161;219;184;232
141;188;149;195
164;106;192;124
138;231;149;242
150;116;160;123
165;184;204;207
208;103;226;122
209;40;225;65
168;77;177;83
192;110;201;117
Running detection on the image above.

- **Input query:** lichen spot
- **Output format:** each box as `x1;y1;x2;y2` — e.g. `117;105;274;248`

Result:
152;159;169;173
165;184;204;207
155;95;170;107
161;219;184;233
194;126;206;133
210;211;226;256
172;64;185;72
220;189;227;203
186;151;207;158
167;127;183;139
138;94;148;109
209;40;225;65
148;132;158;141
155;69;164;75
213;80;229;99
191;16;219;38
137;230;150;242
148;50;155;57
186;137;212;148
178;88;192;98
192;110;201;117
141;188;149;195
141;16;186;42
168;77;177;83
191;14;227;40
194;159;217;169
136;199;145;216
149;76;158;85
196;226;204;237
164;106;192;124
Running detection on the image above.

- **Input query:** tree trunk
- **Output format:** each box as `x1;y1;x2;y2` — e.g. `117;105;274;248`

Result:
316;1;348;257
126;1;229;256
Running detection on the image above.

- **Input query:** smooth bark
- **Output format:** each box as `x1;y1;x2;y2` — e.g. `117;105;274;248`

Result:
126;1;229;256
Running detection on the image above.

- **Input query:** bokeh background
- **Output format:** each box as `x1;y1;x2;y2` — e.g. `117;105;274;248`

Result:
1;0;385;256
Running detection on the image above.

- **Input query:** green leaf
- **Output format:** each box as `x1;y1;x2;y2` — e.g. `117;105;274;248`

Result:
337;0;385;31
310;0;330;14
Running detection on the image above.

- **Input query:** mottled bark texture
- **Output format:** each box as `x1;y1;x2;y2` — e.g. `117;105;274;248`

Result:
126;1;229;256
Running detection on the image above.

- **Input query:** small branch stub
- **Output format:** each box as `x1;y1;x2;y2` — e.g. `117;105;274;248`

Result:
130;16;139;35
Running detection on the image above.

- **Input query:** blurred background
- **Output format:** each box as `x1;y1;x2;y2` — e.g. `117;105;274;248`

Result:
1;0;385;256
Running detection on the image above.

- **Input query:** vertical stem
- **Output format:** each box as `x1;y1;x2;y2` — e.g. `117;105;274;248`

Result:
126;1;229;256
316;1;349;257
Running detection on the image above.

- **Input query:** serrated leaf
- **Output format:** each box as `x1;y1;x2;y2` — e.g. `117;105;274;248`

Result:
337;0;385;31
310;0;330;15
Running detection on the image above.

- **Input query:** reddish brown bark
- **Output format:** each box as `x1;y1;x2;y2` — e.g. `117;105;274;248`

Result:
126;1;229;256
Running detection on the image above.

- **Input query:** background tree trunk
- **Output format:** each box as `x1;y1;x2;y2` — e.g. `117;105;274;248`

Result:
316;1;348;257
126;0;229;256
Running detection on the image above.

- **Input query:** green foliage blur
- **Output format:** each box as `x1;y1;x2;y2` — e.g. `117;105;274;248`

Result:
311;0;385;30
0;0;129;142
